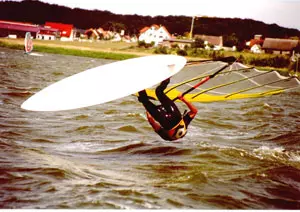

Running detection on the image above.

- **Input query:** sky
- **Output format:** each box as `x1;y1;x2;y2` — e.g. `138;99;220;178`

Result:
19;0;300;30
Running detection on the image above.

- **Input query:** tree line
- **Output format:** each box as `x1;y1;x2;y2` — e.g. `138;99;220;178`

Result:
1;0;300;46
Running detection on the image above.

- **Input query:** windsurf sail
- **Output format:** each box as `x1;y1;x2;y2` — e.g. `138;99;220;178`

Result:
144;60;300;102
24;32;33;54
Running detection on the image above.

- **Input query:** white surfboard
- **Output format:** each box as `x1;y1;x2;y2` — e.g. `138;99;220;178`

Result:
21;55;187;111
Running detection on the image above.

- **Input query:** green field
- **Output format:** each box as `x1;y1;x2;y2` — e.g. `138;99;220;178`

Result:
0;38;151;60
0;38;293;73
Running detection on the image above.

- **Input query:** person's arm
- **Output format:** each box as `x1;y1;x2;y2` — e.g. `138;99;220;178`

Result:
146;112;161;132
178;93;198;118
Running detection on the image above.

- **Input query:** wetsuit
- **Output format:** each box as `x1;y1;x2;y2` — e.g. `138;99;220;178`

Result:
138;78;193;141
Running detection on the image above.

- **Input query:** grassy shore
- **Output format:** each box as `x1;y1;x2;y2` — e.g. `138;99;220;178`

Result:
0;38;292;74
0;38;150;60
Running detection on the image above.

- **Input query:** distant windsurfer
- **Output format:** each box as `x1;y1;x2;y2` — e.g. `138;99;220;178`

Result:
24;32;33;54
138;78;198;141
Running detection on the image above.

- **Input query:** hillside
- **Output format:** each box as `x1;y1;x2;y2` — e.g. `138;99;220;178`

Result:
1;0;300;45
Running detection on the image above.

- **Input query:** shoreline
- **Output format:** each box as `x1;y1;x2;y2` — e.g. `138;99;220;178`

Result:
0;38;291;74
0;38;152;61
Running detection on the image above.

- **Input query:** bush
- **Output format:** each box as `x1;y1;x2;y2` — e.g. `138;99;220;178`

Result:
137;40;146;47
243;54;290;68
154;46;168;54
171;43;179;49
209;51;225;60
176;49;187;56
192;37;205;48
137;40;154;48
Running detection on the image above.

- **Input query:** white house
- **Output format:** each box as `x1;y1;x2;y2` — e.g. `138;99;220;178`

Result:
138;24;172;46
36;26;58;40
112;33;122;42
251;44;262;54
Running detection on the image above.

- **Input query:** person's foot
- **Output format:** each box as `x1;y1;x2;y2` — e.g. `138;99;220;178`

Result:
138;90;148;102
161;77;170;85
159;78;170;90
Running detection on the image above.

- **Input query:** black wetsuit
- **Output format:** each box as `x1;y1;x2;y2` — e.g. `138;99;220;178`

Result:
138;78;193;140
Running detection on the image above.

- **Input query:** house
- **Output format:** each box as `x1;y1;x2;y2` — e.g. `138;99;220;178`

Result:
85;28;101;40
138;24;173;46
74;28;86;40
194;34;223;50
85;28;117;40
262;38;299;55
112;33;121;42
43;22;74;41
161;38;193;49
251;44;262;54
247;38;264;48
36;26;59;40
85;27;107;40
246;35;264;53
0;20;39;38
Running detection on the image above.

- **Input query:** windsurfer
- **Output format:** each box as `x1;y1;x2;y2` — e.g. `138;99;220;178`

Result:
138;78;198;141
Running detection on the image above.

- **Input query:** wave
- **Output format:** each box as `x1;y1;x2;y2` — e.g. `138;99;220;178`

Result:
66;125;105;134
31;138;56;144
99;142;191;156
267;131;300;147
117;125;139;132
239;165;300;209
3;91;33;98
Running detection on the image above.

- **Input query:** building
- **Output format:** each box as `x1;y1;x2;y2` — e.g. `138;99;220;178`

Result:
43;22;74;41
262;38;299;55
246;35;264;53
36;26;59;40
84;27;115;40
0;20;78;41
85;28;103;40
0;20;39;38
161;38;193;49
138;24;173;46
250;44;262;54
194;34;223;50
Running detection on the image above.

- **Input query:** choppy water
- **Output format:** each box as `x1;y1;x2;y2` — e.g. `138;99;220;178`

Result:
1;47;300;209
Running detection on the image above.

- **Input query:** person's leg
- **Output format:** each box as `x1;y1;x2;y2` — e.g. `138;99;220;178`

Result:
155;79;181;116
138;90;163;121
137;90;149;103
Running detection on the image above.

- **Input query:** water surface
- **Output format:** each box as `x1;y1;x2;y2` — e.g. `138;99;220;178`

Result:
0;47;300;209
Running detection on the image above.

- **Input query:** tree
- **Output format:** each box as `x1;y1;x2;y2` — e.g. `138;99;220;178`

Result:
224;33;239;47
192;37;205;48
1;0;300;41
103;22;126;32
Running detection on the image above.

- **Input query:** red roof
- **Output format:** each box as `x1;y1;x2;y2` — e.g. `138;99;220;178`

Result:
139;26;149;34
45;22;73;37
249;38;264;47
139;24;171;36
0;20;40;33
38;26;59;36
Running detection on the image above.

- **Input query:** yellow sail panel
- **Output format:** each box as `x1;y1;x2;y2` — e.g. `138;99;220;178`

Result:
144;88;284;103
144;61;300;103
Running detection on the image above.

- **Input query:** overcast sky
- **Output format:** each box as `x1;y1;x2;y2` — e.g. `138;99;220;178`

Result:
18;0;300;30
